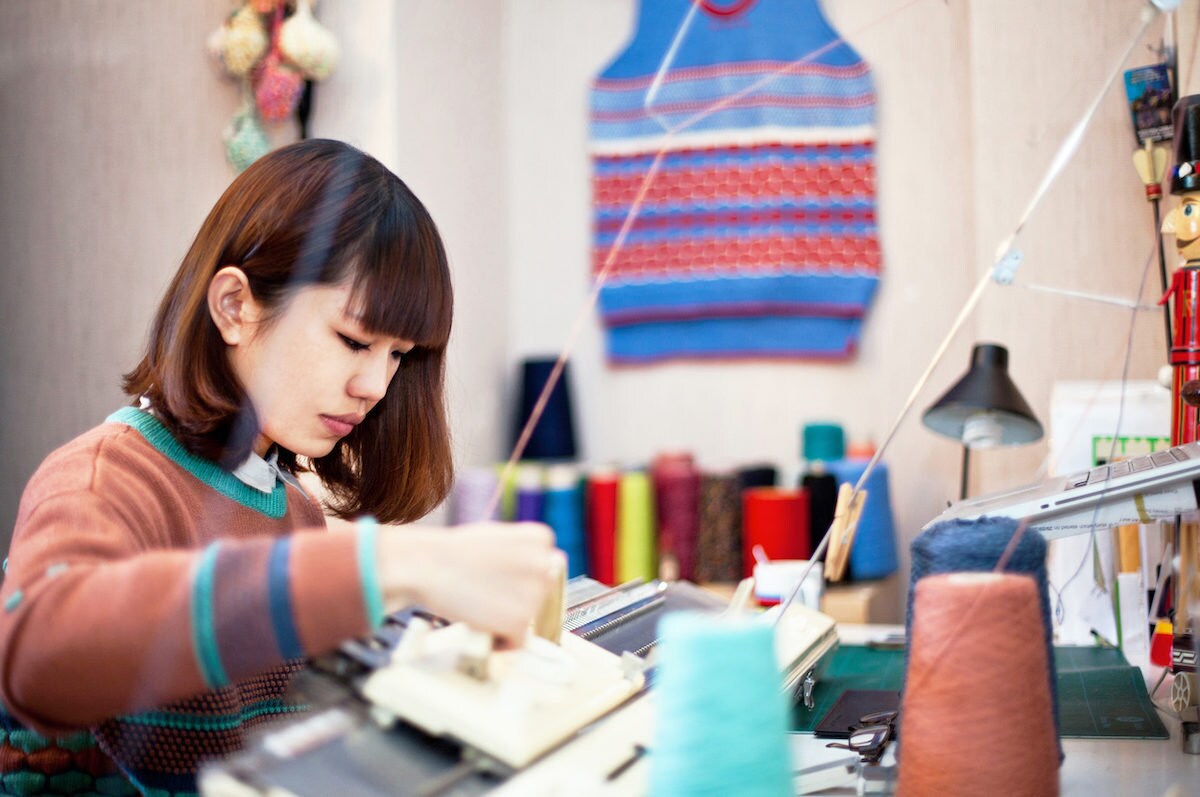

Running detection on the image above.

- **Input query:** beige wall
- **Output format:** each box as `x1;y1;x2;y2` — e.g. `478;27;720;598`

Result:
0;2;243;544
0;0;509;539
2;1;1197;614
503;0;1197;612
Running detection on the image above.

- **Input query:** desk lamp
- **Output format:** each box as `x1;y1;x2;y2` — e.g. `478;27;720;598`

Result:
922;343;1043;499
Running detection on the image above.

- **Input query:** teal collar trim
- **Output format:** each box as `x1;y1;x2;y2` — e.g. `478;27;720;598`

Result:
107;406;287;518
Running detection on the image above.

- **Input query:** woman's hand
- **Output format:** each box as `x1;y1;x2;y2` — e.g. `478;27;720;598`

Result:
376;522;562;648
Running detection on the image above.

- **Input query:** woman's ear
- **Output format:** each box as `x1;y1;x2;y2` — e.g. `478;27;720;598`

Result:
208;266;260;346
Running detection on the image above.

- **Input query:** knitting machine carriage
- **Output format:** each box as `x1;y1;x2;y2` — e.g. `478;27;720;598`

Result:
198;578;838;797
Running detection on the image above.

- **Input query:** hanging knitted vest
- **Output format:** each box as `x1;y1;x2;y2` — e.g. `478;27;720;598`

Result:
589;0;881;363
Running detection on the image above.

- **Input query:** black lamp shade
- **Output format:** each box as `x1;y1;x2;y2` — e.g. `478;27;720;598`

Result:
922;344;1043;446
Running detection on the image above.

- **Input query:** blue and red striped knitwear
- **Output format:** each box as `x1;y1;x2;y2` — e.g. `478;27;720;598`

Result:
590;0;882;363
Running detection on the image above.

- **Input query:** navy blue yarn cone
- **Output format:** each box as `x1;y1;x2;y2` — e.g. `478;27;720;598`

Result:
513;358;578;460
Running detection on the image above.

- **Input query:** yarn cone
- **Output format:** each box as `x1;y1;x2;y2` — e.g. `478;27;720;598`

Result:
898;572;1058;796
649;612;792;797
616;471;656;583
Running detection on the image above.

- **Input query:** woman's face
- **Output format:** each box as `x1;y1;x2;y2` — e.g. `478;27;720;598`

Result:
229;282;414;458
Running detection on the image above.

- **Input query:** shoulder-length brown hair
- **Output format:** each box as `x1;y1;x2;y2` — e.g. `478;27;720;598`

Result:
124;139;453;524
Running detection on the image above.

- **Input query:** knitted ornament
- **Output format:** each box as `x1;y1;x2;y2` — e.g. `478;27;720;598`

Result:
221;5;268;78
224;102;271;173
279;0;339;81
209;0;340;174
255;52;304;121
205;25;229;75
254;3;304;122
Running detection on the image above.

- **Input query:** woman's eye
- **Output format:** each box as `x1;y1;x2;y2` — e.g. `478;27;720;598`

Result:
1187;205;1196;217
391;350;405;363
338;333;369;352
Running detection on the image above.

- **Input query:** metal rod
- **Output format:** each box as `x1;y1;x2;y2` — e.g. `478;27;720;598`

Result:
960;445;971;500
1154;199;1173;353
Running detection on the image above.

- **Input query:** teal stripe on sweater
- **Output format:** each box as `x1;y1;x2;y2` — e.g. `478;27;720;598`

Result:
107;407;287;518
118;698;308;732
191;543;228;689
356;518;385;629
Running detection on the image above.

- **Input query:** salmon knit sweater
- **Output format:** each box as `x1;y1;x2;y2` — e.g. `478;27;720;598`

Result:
0;407;386;796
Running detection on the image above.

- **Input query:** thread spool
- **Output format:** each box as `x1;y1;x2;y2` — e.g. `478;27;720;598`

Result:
586;468;620;585
512;357;578;460
617;470;657;583
799;423;844;550
449;466;500;525
652;453;701;581
799;470;837;550
909;517;1060;748
695;471;742;583
898;572;1059;796
496;461;520;521
736;464;778;492
543;465;586;578
741;488;810;579
514;463;545;522
649;612;793;797
827;456;898;580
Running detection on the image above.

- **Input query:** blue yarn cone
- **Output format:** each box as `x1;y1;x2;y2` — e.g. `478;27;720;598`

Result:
543;468;586;578
650;613;793;797
827;458;898;580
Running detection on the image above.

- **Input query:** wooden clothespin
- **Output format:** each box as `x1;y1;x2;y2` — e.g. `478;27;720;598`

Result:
825;483;866;582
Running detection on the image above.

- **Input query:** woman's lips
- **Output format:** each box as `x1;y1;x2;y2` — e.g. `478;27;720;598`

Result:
320;414;361;437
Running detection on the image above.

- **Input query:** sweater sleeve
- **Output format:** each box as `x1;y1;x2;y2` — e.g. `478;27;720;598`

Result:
0;486;380;736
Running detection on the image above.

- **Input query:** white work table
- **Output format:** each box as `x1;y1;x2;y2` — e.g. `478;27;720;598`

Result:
788;625;1200;796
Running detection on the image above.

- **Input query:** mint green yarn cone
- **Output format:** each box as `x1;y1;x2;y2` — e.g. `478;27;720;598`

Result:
650;612;793;797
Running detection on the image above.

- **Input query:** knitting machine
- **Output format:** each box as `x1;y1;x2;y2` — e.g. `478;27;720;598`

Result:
198;578;837;797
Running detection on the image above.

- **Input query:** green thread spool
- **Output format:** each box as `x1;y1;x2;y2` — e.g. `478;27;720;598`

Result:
650;612;793;797
495;461;522;521
617;470;657;582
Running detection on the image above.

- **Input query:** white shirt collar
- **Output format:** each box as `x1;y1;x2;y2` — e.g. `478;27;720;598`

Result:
231;448;281;494
231;447;308;495
139;395;307;496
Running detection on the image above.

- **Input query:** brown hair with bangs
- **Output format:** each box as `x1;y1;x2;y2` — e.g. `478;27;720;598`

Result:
123;139;453;523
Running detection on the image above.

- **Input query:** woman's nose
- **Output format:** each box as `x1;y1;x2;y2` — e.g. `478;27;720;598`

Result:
349;353;391;401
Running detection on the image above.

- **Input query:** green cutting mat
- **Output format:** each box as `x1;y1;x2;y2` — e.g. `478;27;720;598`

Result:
791;645;1168;740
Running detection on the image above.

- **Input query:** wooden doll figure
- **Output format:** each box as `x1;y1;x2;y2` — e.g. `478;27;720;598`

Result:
1161;94;1200;446
1161;95;1200;730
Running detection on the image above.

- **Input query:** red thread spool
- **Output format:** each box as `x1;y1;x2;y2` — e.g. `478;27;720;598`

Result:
652;453;701;581
585;470;619;585
741;487;810;578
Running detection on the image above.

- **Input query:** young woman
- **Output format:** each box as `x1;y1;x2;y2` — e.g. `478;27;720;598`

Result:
0;139;558;795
